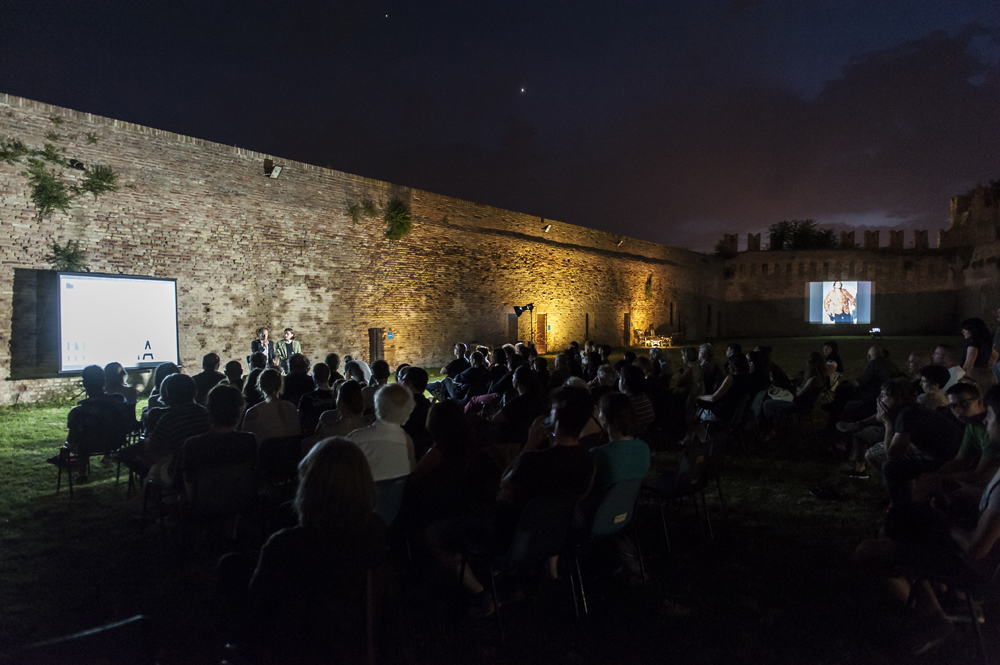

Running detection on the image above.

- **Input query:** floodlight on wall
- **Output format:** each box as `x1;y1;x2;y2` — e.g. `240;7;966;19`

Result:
542;224;552;232
264;159;282;178
616;239;624;247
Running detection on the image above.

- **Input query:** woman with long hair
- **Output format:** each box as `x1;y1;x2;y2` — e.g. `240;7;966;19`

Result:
241;369;300;446
759;351;829;441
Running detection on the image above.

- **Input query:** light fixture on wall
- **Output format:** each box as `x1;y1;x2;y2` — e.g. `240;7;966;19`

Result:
542;224;552;232
264;159;282;178
615;239;624;247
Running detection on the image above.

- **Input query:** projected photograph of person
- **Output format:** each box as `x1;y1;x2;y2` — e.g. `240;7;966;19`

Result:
807;281;872;325
823;280;857;323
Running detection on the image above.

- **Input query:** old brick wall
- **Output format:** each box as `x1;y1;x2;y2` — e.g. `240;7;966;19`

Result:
0;94;722;404
723;249;962;337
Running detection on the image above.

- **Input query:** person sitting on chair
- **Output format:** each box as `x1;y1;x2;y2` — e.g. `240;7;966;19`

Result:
251;327;276;368
48;365;132;484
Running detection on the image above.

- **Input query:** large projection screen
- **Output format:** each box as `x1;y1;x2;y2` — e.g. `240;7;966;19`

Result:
58;273;180;373
807;281;873;324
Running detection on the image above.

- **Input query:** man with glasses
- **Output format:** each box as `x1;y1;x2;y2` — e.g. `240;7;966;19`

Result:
914;383;1000;499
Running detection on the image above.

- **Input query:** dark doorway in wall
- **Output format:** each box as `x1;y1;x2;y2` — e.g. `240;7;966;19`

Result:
623;312;631;347
508;313;518;343
368;328;384;362
536;313;547;354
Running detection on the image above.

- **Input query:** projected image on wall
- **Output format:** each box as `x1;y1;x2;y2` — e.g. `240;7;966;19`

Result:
806;281;872;325
59;273;179;372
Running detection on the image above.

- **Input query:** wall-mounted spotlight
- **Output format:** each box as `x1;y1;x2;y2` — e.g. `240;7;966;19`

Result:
513;303;534;317
264;159;282;178
542;224;552;233
615;239;624;247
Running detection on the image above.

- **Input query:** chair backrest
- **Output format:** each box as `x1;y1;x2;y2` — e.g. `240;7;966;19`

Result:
257;435;305;476
503;494;577;570
72;400;133;456
375;476;408;527
675;440;710;492
590;478;644;539
727;392;752;426
187;460;258;518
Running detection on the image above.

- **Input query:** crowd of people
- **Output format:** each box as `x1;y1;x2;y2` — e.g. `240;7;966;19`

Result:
45;313;1000;660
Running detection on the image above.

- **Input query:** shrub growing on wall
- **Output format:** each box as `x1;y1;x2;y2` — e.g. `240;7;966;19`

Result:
44;240;88;272
383;198;412;240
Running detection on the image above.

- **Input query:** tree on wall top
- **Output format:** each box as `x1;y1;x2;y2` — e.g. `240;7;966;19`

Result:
345;196;413;240
768;220;835;251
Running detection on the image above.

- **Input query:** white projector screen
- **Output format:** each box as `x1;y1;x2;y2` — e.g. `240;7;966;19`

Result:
806;281;873;325
58;273;180;373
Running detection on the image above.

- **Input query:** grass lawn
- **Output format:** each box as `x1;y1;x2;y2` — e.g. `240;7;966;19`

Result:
0;336;989;664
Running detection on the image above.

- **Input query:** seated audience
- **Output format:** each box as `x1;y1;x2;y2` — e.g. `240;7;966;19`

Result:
591;392;651;496
243;353;269;410
174;384;257;498
619;365;655;437
492;366;547;446
932;344;965;390
237;437;393;663
192;353;226;405
915;364;950;408
145;361;180;415
347;384;416;481
344;360;368;387
699;343;723;394
297;362;336;436
308;380;371;453
400;400;475;532
362;360;392;414
854;384;1000;655
823;340;844;376
590;363;618;402
427;343;470;398
104;362;139;405
280;354;314;408
122;373;210;483
428;386;596;616
876;378;962;506
906;350;930;392
48;365;133;483
324;352;345;383
242;369;301;445
694;352;750;428
221;360;245;390
759;352;827;440
400;367;433;460
344;355;373;383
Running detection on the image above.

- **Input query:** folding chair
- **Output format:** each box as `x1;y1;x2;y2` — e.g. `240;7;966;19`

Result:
571;478;647;616
375;475;408;528
642;440;711;552
460;494;577;646
55;400;134;498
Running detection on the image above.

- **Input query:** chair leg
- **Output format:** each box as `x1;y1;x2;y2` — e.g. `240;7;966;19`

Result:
633;526;647;587
657;497;671;554
568;556;580;619
488;562;504;648
574;552;588;617
965;592;988;662
716;476;728;519
701;490;714;540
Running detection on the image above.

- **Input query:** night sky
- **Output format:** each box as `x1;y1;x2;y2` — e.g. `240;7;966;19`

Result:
1;0;997;251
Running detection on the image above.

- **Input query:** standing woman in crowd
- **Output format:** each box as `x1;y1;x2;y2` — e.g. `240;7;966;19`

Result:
961;317;996;388
251;327;276;367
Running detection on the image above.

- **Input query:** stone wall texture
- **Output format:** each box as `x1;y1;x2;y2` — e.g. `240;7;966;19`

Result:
0;94;722;404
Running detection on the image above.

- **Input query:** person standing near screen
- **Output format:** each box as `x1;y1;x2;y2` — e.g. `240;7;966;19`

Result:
251;327;277;367
274;328;302;373
823;281;856;323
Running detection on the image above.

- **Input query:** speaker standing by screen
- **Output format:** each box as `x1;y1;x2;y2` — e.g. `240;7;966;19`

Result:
58;273;180;373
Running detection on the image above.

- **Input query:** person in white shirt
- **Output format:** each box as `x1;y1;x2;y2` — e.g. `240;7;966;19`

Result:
932;345;965;390
347;384;416;481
